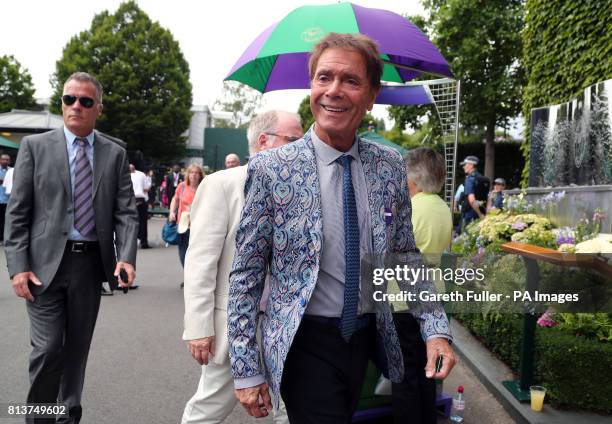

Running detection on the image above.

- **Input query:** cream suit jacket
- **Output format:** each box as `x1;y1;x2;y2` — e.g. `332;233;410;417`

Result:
183;165;248;365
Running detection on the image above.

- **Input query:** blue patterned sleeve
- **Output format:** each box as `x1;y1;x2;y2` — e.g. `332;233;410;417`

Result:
227;155;274;381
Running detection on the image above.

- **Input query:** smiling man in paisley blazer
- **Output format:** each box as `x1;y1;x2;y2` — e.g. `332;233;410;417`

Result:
227;33;455;424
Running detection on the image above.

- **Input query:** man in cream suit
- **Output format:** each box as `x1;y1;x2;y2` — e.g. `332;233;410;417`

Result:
181;110;303;423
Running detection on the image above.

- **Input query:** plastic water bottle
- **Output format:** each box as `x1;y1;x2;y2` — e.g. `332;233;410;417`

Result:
450;385;465;422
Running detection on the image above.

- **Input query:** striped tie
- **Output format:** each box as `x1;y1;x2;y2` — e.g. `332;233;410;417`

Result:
337;155;360;342
73;138;95;236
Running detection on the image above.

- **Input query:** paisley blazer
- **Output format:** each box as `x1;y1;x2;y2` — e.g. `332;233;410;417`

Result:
227;130;451;404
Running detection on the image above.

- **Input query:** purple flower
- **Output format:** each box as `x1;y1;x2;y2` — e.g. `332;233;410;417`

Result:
512;222;528;231
593;211;606;221
556;235;576;245
537;311;557;327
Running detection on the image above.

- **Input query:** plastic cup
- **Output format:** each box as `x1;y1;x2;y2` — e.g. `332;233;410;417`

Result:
530;386;546;412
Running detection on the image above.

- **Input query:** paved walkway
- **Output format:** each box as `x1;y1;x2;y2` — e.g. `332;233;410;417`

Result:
0;218;512;423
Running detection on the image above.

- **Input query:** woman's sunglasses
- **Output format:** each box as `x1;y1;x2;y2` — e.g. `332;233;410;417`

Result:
61;95;95;109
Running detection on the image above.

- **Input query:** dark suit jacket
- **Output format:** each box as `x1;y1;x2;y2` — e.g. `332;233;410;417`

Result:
165;172;184;203
4;127;138;294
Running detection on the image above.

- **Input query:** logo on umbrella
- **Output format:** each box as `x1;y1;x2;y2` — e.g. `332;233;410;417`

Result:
301;27;325;43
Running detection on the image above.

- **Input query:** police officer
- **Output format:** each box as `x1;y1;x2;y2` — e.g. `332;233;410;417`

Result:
460;155;485;225
487;178;506;211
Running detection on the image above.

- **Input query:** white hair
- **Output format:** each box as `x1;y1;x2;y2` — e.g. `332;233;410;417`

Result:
246;110;301;155
405;147;446;193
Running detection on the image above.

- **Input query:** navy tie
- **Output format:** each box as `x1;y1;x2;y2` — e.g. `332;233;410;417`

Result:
73;138;95;236
337;155;360;342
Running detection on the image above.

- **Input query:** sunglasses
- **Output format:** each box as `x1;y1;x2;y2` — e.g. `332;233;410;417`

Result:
62;95;96;109
265;133;301;142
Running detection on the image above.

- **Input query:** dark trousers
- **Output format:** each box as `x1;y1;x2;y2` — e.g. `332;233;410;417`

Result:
280;316;375;424
136;199;148;246
0;202;6;241
391;313;437;424
177;229;190;267
26;244;105;423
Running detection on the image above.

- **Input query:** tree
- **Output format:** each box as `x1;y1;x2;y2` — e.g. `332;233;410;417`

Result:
0;55;36;113
50;1;192;161
297;95;385;133
214;81;263;128
386;15;440;136
424;0;525;180
297;95;315;132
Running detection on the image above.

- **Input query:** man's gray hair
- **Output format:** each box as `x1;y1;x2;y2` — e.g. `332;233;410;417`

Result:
247;110;301;155
64;72;104;103
405;147;446;193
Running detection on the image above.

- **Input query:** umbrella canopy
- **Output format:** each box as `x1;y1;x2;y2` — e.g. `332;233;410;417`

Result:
0;135;20;149
226;2;452;93
376;84;434;106
359;131;408;155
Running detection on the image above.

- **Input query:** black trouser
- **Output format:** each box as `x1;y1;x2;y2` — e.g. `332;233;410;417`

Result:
391;313;437;424
26;242;105;423
136;198;148;246
0;202;6;241
280;315;375;424
177;229;190;267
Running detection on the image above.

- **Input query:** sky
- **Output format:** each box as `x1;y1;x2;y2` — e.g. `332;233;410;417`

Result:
1;0;427;125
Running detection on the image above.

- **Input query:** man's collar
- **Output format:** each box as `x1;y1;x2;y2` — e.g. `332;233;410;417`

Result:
64;126;94;146
311;126;359;166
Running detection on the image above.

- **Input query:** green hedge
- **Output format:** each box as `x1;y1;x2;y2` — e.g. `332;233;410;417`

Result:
521;0;612;185
457;314;612;413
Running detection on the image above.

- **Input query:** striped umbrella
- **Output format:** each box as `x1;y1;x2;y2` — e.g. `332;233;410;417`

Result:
225;2;452;93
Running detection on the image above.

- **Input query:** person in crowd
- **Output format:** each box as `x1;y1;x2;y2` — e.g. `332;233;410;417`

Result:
130;164;151;249
453;183;464;214
224;153;240;169
227;33;454;423
4;71;138;423
460;155;486;226
181;110;303;424
146;169;157;209
169;164;204;287
165;164;183;204
0;153;12;245
2;166;14;196
393;147;454;424
487;177;506;211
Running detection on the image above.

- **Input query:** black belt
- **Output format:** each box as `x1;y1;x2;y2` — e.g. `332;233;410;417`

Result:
302;314;372;330
66;240;100;254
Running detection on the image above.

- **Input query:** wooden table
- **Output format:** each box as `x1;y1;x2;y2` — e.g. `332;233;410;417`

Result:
500;241;611;401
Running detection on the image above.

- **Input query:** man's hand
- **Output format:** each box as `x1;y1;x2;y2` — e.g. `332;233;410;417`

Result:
114;262;135;288
235;383;272;418
425;337;456;379
187;336;215;365
168;211;177;222
11;271;42;302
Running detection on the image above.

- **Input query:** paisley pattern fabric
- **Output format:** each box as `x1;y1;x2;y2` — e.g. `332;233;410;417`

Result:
227;130;451;405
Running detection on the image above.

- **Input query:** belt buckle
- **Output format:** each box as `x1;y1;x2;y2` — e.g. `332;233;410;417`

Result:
71;242;87;253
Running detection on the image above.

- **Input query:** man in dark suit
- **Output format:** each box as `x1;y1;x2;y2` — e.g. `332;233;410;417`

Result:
165;164;183;204
4;72;138;423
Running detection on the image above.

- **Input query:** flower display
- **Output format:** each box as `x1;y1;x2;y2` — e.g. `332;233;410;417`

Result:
557;243;576;253
575;236;612;254
453;211;555;254
537;310;558;327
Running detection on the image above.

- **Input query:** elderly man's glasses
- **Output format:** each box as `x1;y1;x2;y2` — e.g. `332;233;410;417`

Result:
62;95;95;109
266;133;300;142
